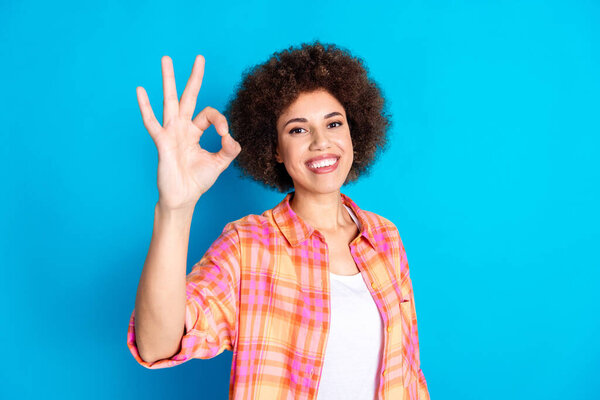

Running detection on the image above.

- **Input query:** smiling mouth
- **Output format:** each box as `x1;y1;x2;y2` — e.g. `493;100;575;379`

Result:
305;157;340;173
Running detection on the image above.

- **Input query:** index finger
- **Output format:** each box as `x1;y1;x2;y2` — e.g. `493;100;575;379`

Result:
192;106;229;136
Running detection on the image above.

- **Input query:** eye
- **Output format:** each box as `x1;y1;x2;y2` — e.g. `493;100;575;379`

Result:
328;121;343;128
289;127;307;135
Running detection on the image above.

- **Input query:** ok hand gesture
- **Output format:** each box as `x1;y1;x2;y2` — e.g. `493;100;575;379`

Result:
136;55;241;211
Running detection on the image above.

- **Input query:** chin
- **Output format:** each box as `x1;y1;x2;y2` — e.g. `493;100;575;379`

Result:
289;165;352;195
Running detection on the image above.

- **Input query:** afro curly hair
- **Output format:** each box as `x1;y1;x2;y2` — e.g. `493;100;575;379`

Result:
224;40;392;193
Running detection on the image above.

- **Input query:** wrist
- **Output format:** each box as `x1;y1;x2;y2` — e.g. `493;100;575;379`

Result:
154;202;195;224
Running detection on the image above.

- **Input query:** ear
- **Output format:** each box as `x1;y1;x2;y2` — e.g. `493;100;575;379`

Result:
275;148;283;163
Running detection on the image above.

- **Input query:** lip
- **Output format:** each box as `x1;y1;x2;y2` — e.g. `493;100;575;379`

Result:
305;153;341;174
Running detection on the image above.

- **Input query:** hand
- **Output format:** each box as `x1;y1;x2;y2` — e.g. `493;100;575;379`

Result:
136;55;241;211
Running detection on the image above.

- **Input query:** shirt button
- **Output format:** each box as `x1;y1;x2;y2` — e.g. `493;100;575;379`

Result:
382;369;387;376
371;282;377;289
387;326;392;333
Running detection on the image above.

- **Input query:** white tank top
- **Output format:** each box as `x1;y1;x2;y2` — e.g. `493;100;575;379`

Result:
316;205;384;400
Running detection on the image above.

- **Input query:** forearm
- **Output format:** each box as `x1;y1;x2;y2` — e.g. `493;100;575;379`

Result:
134;202;195;363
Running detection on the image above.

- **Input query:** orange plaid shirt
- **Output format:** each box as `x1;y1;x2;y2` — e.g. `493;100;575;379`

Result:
127;192;430;399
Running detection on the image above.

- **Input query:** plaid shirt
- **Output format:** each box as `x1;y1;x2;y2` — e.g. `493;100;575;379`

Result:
127;192;430;399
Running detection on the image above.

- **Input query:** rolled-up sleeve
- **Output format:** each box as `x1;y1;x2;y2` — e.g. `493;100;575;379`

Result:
126;222;241;369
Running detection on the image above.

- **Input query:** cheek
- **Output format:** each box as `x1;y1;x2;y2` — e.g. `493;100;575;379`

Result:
340;135;353;154
344;138;354;166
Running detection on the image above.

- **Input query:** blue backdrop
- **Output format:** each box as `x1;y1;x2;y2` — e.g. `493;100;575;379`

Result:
2;0;599;399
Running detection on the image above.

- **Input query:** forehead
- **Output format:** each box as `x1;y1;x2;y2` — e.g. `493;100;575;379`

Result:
278;89;345;120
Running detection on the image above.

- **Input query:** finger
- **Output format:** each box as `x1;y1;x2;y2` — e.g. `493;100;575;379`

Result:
136;86;162;140
192;106;229;137
179;55;205;120
215;132;242;169
161;56;179;125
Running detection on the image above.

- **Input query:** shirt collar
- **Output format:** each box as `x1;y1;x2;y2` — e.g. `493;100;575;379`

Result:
272;191;376;248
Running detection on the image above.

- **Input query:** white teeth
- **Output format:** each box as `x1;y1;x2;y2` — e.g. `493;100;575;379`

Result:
308;158;338;169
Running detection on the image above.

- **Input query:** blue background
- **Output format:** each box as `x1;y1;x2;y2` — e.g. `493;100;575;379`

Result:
2;0;599;399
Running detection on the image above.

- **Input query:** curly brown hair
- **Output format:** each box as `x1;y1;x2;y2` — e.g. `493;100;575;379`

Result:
224;40;392;193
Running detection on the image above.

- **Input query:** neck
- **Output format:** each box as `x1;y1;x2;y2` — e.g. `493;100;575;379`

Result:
289;188;352;233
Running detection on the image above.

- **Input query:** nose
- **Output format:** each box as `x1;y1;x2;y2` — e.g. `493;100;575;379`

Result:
308;126;331;151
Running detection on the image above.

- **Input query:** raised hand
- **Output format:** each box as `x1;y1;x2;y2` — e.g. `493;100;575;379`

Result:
136;55;241;211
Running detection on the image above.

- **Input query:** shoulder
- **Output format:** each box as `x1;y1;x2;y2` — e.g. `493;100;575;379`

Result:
224;212;272;231
359;209;408;260
360;209;401;238
218;212;277;244
200;213;273;265
358;209;411;281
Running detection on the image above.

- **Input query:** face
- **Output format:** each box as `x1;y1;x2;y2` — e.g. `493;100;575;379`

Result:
275;89;353;195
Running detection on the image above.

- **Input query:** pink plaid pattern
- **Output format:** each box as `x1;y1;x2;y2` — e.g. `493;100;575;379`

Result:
127;192;429;399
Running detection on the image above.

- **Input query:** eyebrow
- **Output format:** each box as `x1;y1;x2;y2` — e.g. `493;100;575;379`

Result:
283;112;343;128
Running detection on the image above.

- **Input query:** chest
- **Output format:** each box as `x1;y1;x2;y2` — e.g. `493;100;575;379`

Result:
321;226;361;276
325;239;360;275
235;233;410;398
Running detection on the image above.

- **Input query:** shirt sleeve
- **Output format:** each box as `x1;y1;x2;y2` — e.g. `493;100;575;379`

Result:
397;228;430;399
126;221;241;369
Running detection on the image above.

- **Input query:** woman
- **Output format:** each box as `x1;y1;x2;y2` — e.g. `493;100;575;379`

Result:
127;41;429;400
